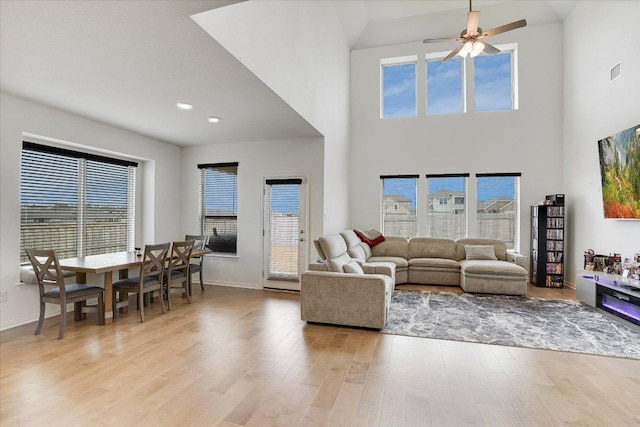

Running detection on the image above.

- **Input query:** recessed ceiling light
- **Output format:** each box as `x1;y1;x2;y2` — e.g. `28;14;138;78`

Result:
176;102;193;110
208;116;220;123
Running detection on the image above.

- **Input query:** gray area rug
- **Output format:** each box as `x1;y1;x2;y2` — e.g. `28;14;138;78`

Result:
381;290;640;359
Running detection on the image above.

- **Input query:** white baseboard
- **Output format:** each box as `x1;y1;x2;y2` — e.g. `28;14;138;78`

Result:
203;280;261;290
0;306;69;332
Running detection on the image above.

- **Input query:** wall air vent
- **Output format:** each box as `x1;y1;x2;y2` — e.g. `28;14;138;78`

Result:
610;61;622;82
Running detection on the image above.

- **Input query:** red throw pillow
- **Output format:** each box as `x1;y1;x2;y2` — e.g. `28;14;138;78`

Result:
354;229;385;246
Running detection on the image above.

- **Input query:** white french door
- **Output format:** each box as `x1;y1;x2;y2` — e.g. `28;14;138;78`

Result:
262;177;307;291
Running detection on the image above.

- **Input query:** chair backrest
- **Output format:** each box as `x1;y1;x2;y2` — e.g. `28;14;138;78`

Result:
140;242;170;280
168;240;195;274
26;249;65;297
185;234;208;251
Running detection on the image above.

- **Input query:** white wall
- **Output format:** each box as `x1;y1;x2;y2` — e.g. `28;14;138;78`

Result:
562;1;640;285
0;93;182;330
192;0;351;233
349;23;564;260
181;138;324;289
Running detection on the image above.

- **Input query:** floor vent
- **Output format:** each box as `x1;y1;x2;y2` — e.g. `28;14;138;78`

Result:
610;61;622;82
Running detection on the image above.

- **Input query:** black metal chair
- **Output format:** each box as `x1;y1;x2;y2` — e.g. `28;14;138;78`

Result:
185;234;208;294
112;243;169;323
26;249;104;339
165;240;194;309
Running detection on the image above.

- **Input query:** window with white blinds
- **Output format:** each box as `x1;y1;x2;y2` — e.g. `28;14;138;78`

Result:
198;162;238;254
476;173;521;251
20;142;137;263
427;174;468;239
380;175;418;238
265;179;303;280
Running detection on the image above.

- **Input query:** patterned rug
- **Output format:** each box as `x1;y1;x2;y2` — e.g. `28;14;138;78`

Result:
381;290;640;359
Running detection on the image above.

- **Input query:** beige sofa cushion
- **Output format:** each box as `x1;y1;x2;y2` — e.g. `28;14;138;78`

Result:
328;253;352;272
460;260;527;277
408;237;456;259
408;257;461;270
464;245;498;260
456;238;507;261
318;234;348;260
348;245;366;262
371;236;408;259
343;261;364;274
368;256;408;268
340;230;361;250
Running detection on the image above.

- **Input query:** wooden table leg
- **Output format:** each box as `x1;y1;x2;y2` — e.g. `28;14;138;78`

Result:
118;269;129;313
103;272;114;325
75;272;88;322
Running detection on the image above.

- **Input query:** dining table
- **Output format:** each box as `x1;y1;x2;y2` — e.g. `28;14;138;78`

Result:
58;248;208;324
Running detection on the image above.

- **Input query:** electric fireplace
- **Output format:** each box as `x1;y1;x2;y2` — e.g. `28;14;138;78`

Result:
596;281;640;327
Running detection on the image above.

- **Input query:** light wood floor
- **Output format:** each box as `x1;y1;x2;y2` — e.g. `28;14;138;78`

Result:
1;284;638;426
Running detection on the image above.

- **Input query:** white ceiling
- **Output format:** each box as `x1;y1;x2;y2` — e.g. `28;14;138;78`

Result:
0;0;575;147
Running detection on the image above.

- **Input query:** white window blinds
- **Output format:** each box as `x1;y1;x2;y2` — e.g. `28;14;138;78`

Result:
198;162;238;254
427;174;468;239
20;142;137;263
380;175;418;238
476;173;521;251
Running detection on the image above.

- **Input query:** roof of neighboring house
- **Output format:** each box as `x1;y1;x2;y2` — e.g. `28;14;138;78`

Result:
477;197;515;212
429;190;465;198
383;194;413;203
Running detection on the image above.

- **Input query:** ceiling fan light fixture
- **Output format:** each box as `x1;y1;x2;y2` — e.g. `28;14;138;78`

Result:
470;41;485;57
459;41;473;58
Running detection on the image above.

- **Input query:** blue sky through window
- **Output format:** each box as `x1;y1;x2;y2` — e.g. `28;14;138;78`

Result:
427;58;463;115
474;52;512;112
477;176;516;201
382;177;417;209
428;177;465;193
269;184;299;214
382;63;416;118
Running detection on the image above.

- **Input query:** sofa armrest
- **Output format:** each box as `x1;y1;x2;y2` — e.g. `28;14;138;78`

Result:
300;271;393;329
507;251;528;270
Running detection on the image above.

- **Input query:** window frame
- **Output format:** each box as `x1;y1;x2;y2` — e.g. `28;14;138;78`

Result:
198;162;239;256
380;175;419;238
380;55;418;119
425;51;467;115
473;43;519;112
475;172;521;252
426;173;469;239
20;141;137;263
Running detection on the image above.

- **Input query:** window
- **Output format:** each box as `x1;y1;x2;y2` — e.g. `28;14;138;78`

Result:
380;175;418;238
199;162;238;254
426;54;464;115
427;174;468;239
476;173;521;251
20;142;136;263
381;56;417;119
474;46;517;112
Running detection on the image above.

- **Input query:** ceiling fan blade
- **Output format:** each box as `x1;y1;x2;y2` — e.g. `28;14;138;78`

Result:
422;37;457;44
480;19;527;38
466;11;480;36
442;45;464;62
482;42;501;55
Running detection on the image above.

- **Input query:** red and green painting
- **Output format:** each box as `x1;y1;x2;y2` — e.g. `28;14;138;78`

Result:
597;124;640;219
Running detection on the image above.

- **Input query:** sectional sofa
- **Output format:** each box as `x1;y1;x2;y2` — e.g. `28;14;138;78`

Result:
300;230;528;329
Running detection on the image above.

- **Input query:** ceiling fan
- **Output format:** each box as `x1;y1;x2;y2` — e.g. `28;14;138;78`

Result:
422;0;526;62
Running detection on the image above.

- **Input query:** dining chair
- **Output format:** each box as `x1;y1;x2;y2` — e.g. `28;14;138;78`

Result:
26;249;104;339
185;234;208;294
112;242;170;323
165;240;195;310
